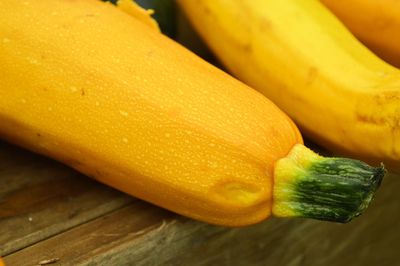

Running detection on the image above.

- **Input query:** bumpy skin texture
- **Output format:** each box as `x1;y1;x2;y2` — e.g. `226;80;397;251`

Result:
178;0;400;167
322;0;400;68
0;0;302;226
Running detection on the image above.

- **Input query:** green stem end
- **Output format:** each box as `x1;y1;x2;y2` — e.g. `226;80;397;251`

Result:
272;144;385;223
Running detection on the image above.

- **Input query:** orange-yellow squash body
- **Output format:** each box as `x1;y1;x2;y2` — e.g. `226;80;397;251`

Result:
0;0;302;226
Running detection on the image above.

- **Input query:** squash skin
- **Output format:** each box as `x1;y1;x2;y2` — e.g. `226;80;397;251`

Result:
178;0;400;167
321;0;400;68
0;0;302;226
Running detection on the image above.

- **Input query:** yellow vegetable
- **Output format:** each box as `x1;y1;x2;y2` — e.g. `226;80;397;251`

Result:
0;0;383;226
322;0;400;67
178;0;400;168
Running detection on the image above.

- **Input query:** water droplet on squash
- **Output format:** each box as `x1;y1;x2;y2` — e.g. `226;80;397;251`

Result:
119;110;129;117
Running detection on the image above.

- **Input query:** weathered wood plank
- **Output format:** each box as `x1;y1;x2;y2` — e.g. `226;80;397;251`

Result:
4;202;176;266
0;141;134;256
4;173;400;266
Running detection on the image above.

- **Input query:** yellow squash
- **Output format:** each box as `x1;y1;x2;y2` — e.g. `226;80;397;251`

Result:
0;0;383;226
322;0;400;67
178;0;400;168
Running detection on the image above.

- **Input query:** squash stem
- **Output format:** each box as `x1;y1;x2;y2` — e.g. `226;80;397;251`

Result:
272;144;385;223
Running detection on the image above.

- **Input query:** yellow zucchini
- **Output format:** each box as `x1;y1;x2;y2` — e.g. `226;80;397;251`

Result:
0;0;383;226
322;0;400;67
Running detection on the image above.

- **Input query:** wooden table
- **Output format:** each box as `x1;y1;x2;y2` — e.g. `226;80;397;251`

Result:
1;139;399;266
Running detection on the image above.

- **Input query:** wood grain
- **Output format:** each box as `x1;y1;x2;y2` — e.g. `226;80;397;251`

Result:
4;202;176;266
0;141;134;256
